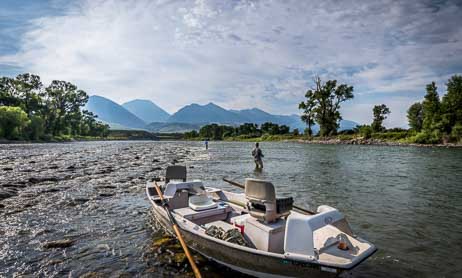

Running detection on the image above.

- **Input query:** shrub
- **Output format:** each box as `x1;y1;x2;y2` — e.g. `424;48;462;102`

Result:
338;129;356;135
337;134;355;140
450;123;462;142
371;131;408;140
0;106;30;139
413;131;442;144
358;125;373;139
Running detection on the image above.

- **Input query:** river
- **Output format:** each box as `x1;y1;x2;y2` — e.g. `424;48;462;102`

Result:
1;141;461;277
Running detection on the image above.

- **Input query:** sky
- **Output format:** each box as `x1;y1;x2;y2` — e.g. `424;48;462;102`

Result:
1;0;462;127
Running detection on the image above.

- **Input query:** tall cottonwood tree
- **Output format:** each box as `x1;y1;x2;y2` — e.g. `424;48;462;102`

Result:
44;80;89;136
441;75;462;133
298;90;316;136
299;77;354;136
422;82;441;132
407;102;423;131
371;104;391;132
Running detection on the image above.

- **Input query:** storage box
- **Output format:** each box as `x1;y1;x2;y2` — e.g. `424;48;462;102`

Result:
244;217;286;253
230;214;250;226
230;214;251;235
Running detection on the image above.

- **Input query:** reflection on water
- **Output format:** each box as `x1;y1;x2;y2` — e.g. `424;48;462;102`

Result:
1;141;461;277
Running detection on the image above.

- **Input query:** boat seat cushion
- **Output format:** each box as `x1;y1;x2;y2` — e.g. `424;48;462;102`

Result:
245;178;276;202
189;195;218;211
244;178;293;223
165;165;187;183
174;205;232;225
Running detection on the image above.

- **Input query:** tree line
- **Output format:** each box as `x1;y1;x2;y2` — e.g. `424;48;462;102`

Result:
298;75;462;144
184;122;293;140
0;73;109;140
406;75;462;143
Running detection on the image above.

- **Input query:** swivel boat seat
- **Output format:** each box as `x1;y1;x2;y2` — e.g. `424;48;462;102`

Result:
165;165;187;183
244;178;293;223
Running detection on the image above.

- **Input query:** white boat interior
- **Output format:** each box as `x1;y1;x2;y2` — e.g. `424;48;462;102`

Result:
147;165;376;270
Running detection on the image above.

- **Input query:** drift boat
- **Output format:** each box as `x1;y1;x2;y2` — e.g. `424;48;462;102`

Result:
146;166;377;277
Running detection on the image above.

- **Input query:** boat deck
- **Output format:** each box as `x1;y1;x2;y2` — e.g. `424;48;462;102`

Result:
147;182;376;272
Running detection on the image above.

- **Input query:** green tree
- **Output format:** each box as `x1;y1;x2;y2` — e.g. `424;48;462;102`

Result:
441;75;462;134
1;73;108;140
298;90;316;136
199;124;225;140
422;82;441;132
237;123;259;136
184;130;199;139
0;77;21;107
222;125;235;137
407;102;423;131
43;80;89;136
278;125;290;134
0;74;43;115
451;123;462;141
25;115;45;140
0;106;30;139
14;73;43;115
300;77;354;136
371;104;391;132
261;122;281;135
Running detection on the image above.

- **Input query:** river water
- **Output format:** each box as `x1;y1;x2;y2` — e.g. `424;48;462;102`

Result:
1;141;462;277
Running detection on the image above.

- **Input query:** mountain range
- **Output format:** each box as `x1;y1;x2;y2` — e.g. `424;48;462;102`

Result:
122;99;170;123
84;95;359;133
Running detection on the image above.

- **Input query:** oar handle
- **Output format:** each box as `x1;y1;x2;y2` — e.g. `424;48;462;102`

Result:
222;177;315;215
154;182;202;278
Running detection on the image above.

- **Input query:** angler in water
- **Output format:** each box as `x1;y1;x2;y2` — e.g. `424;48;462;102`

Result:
252;142;264;169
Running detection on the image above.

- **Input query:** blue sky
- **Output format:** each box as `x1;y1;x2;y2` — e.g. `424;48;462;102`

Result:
1;0;462;127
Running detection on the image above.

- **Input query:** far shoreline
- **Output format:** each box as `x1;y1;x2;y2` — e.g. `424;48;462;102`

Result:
291;138;462;148
2;136;462;148
219;135;462;148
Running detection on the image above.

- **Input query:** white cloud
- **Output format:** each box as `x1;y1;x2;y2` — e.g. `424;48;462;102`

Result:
1;0;461;125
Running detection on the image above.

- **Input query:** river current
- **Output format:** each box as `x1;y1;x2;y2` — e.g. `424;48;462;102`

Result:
1;141;461;277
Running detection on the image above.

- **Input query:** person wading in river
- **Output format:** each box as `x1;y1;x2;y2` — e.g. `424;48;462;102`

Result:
252;142;264;169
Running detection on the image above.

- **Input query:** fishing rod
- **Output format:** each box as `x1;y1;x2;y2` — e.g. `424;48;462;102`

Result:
153;182;202;278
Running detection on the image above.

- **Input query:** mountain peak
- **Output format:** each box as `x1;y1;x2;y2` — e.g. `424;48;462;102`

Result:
122;98;170;123
85;95;146;129
125;99;155;105
168;102;241;124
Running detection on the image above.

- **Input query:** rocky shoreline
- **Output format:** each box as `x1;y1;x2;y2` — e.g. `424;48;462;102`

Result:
294;138;462;148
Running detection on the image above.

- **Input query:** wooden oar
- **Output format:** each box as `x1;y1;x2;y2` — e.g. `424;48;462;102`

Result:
154;182;202;278
222;177;316;215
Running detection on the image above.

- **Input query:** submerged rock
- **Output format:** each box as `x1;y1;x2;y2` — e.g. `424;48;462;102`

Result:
29;176;59;184
99;192;115;197
46;259;63;266
0;189;17;200
42;239;75;249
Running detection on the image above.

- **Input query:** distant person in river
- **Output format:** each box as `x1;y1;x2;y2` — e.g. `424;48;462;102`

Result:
205;139;209;150
252;142;264;169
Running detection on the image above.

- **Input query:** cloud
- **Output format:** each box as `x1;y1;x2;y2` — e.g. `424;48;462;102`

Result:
1;0;461;126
